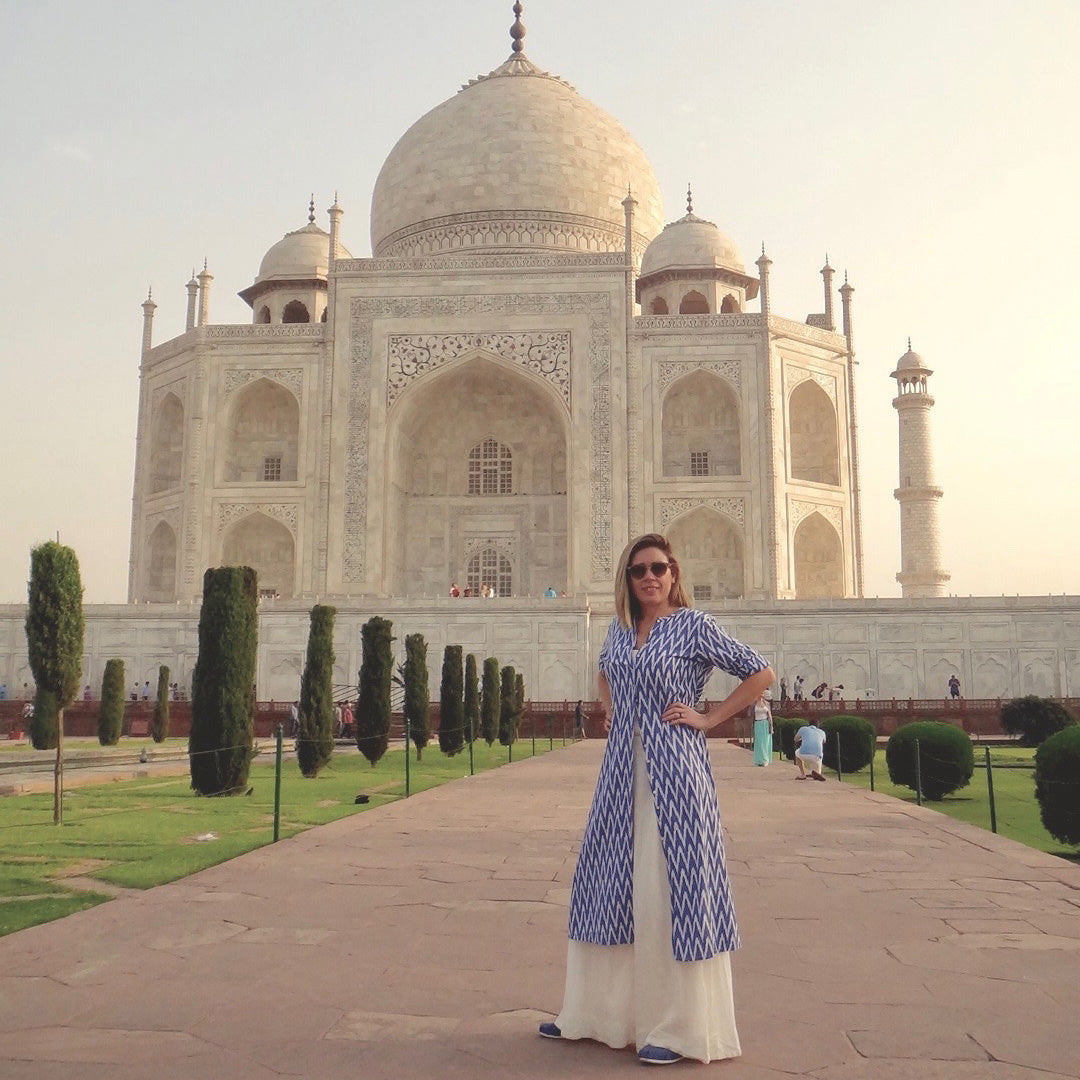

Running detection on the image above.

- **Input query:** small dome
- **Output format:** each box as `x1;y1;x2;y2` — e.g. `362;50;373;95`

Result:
256;222;352;284
370;55;664;257
640;212;745;278
895;344;931;373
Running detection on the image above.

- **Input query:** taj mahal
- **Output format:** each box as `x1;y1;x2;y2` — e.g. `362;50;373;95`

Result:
1;6;1077;703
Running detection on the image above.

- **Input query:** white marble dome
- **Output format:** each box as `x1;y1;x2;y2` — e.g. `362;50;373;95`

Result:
370;56;665;257
256;222;352;283
894;344;931;374
640;212;745;278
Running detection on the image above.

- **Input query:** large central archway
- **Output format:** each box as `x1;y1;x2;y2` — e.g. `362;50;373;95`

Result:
386;354;570;597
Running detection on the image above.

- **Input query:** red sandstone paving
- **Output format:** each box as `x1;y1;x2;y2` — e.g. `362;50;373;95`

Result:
1;740;1078;1079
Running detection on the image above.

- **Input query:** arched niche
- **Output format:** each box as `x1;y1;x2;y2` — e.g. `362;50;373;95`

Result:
466;546;513;596
649;296;669;315
387;354;569;598
224;378;299;483
221;513;296;598
793;512;844;598
281;299;309;324
149;392;184;494
256;305;271;324
720;294;740;313
679;289;709;314
662;370;740;477
667;506;744;600
145;520;177;602
790;380;840;485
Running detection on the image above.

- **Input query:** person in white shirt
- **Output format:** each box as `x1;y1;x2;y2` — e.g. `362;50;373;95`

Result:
794;717;827;781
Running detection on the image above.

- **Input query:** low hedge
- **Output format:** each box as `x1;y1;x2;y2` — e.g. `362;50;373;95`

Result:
1034;725;1080;845
820;715;876;774
886;721;973;800
772;717;803;761
1000;696;1077;748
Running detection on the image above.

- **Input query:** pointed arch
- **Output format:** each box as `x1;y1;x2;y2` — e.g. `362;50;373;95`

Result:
790;380;840;485
281;299;310;323
149;392;184;494
145;520;177;602
465;547;513;597
662;369;740;477
221;512;296;598
257;305;271;324
225;378;299;482
387;354;569;598
679;289;709;314
649;296;669;315
666;505;744;600
720;293;740;313
793;512;843;598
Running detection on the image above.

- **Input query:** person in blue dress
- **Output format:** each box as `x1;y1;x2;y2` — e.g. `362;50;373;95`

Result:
540;532;774;1065
751;692;773;766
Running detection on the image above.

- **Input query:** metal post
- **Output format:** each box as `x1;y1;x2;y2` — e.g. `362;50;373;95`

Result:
509;738;513;763
835;730;843;782
273;723;283;842
869;734;875;792
984;746;997;833
404;712;411;798
914;737;923;806
468;731;474;776
548;716;553;751
532;716;536;757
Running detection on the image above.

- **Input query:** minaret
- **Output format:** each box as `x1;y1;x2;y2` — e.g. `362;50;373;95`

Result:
184;270;199;331
840;272;864;596
755;244;772;318
140;288;157;355
892;340;949;598
328;192;343;265
196;259;213;327
821;256;835;331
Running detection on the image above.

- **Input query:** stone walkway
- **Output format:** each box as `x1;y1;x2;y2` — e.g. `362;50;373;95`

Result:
1;741;1077;1079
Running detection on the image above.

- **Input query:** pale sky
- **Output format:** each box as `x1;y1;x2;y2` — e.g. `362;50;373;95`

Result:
2;0;1077;603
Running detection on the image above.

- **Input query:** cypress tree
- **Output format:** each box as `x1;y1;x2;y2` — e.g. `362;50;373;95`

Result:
97;658;125;746
514;671;525;739
297;604;336;777
439;645;464;757
356;616;394;766
463;653;480;746
150;664;170;743
403;633;431;760
25;541;85;822
189;566;258;796
499;664;518;746
481;656;500;746
30;687;59;750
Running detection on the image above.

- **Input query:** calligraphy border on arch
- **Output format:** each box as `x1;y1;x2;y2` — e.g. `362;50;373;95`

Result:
345;292;612;583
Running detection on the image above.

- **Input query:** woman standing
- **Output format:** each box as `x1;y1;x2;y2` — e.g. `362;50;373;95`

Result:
752;693;773;766
540;533;774;1065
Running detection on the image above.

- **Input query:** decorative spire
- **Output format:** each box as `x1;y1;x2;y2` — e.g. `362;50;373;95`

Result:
686;183;693;216
146;285;153;301
510;2;525;54
308;194;315;225
908;336;912;351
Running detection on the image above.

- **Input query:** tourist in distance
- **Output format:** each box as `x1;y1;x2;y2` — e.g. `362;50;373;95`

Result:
449;581;460;597
792;674;804;701
540;532;774;1066
751;691;773;766
948;674;961;699
794;716;827;781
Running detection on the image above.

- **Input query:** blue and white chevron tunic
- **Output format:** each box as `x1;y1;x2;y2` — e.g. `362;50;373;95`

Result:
568;607;768;962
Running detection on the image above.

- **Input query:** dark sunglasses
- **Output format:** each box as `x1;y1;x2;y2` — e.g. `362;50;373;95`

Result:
627;561;671;580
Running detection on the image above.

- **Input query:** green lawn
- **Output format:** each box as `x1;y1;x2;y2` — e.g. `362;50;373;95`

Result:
0;737;561;937
831;746;1080;861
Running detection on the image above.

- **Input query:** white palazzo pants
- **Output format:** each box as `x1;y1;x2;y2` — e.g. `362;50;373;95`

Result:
555;731;741;1063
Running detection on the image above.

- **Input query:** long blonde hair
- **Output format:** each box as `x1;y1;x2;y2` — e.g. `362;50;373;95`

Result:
614;532;692;628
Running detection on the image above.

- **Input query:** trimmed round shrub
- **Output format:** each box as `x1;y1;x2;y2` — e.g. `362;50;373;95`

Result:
1001;696;1077;748
1034;725;1080;845
886;721;974;801
820;715;876;773
772;717;803;761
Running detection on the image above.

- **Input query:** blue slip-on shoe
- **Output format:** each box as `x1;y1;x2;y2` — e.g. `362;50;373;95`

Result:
538;1022;563;1039
638;1044;684;1065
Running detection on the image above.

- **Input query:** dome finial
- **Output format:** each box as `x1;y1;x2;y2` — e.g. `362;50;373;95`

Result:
510;2;525;55
908;336;912;351
686;183;693;216
308;194;316;225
